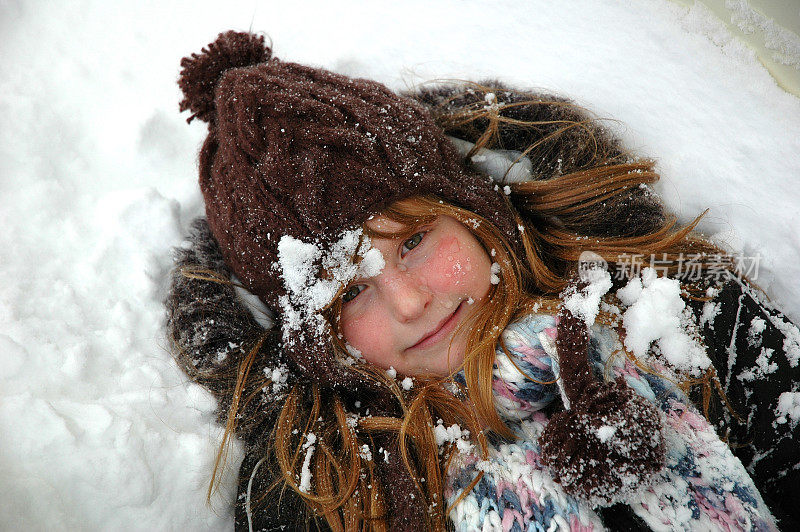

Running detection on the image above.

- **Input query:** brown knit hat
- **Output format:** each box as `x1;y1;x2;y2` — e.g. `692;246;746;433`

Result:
178;31;520;389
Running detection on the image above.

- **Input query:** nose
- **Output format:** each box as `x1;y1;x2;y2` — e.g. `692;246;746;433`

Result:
381;270;431;323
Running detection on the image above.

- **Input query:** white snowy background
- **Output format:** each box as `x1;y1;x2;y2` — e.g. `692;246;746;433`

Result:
1;0;799;529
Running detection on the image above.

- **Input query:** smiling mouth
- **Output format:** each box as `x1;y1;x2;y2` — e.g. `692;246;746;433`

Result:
408;301;465;351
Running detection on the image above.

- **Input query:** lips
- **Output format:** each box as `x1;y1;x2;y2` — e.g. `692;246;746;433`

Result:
407;301;465;351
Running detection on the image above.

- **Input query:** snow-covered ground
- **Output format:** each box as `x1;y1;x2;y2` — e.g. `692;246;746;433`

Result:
1;0;798;529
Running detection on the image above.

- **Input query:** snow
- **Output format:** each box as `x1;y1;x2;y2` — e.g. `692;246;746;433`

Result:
764;313;800;368
379;447;391;462
433;420;473;454
490;262;502;284
450;135;534;183
775;392;800;427
1;0;799;529
700;300;721;329
359;443;373;461
276;229;384;339
617;268;711;376
595;425;617;443
299;433;317;493
738;348;778;382
263;364;290;396
344;343;365;365
747;317;767;347
563;267;613;327
726;0;800;67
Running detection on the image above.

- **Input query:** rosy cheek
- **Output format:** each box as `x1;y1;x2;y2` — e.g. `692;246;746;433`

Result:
340;311;393;367
427;236;484;289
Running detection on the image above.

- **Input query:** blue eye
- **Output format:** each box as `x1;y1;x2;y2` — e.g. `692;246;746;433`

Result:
342;285;364;303
402;232;424;255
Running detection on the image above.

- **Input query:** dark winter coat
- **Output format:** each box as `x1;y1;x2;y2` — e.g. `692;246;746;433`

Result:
166;83;800;531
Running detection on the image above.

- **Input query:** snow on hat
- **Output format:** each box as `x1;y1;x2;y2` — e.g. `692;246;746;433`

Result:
178;31;520;389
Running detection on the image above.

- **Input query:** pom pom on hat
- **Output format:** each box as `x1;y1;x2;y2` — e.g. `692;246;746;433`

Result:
178;31;272;123
539;305;666;506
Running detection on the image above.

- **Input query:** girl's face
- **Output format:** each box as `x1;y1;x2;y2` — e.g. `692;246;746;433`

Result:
338;214;493;376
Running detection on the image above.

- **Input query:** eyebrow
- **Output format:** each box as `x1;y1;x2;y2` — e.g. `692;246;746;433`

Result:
364;217;437;242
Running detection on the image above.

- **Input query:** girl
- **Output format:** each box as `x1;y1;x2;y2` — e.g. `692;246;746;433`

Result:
168;31;799;530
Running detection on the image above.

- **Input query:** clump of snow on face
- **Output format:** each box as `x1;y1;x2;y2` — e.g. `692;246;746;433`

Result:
299;433;317;493
276;229;385;343
775;392;800;427
386;366;397;379
617;268;711;376
490;262;501;284
400;376;414;390
563;266;612;327
357;247;385;278
503;185;511;195
434;419;473;454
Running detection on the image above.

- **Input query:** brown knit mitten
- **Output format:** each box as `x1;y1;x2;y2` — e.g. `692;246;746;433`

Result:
539;307;666;506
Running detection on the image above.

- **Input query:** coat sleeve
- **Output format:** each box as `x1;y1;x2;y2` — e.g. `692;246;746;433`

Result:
687;278;800;528
449;310;780;530
560;302;777;530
